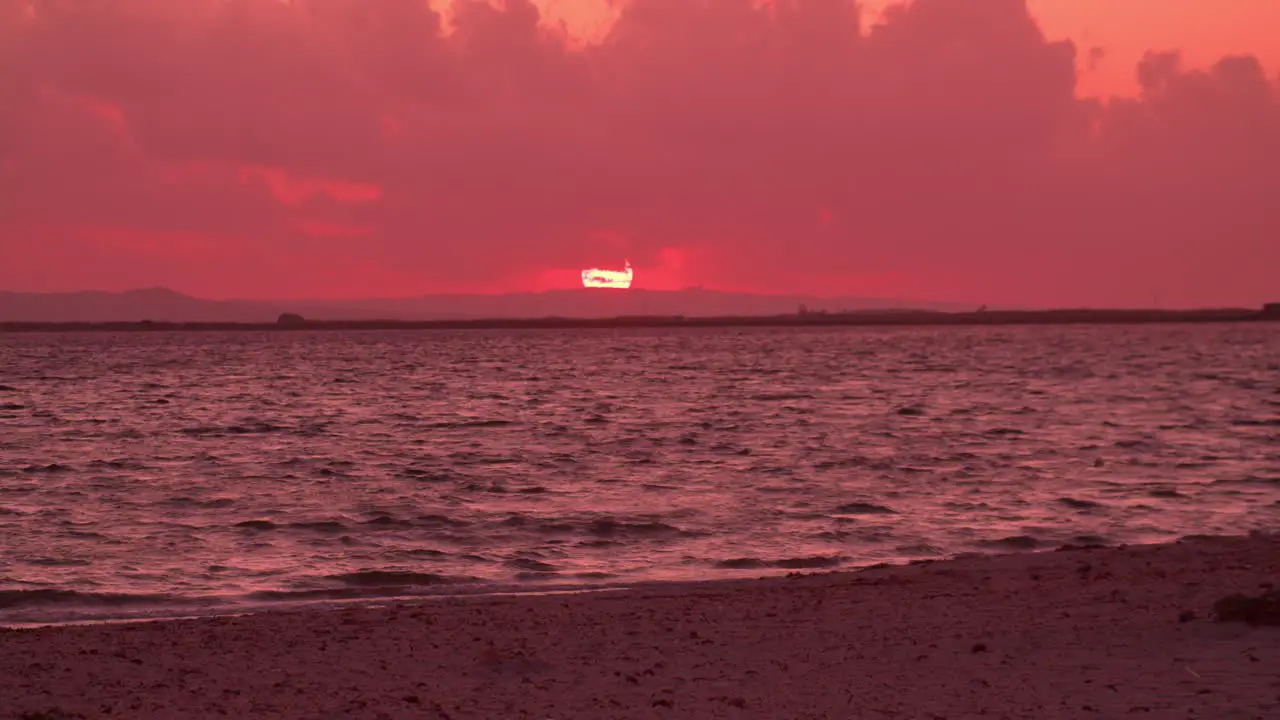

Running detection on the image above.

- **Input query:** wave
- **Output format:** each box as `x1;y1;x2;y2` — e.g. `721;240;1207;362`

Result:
0;589;189;610
424;419;519;429
834;502;897;515
180;422;284;437
1057;497;1103;510
515;571;560;581
586;518;689;537
1231;418;1280;427
495;513;698;539
978;535;1041;550
235;519;278;530
24;556;92;567
21;463;73;474
326;571;471;587
715;556;843;570
362;515;411;527
245;587;415;602
400;468;461;482
87;458;151;471
1213;475;1279;486
235;520;348;532
415;514;471;528
749;393;815;402
506;558;559;572
161;496;235;509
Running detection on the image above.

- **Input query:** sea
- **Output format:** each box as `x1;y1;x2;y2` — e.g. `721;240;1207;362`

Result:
1;324;1276;624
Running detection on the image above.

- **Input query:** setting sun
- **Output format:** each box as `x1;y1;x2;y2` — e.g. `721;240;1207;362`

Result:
581;259;633;289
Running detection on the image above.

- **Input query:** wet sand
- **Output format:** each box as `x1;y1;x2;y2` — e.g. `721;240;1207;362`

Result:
3;534;1278;719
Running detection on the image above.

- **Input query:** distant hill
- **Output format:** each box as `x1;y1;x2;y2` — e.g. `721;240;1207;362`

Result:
0;288;278;323
0;287;968;323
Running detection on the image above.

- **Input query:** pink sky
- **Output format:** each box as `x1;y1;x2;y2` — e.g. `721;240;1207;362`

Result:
1;0;1277;307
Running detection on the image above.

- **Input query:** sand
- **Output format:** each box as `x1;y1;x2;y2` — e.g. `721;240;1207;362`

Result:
3;534;1278;720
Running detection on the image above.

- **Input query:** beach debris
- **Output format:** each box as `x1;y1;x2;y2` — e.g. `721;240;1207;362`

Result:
1212;589;1280;626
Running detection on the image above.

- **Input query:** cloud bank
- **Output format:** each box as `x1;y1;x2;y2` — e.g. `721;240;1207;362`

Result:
1;0;1277;306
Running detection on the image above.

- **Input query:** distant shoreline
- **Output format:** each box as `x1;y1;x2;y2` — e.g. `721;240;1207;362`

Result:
2;306;1278;332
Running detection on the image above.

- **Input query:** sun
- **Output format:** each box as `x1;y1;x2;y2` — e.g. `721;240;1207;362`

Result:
581;259;633;289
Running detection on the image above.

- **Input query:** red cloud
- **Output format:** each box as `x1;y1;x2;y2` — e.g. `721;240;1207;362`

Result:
236;167;383;206
0;0;1276;307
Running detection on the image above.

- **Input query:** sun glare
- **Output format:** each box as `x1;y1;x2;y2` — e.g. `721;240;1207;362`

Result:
581;259;633;289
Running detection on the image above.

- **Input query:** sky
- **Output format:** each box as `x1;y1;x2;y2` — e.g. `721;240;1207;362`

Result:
1;0;1277;308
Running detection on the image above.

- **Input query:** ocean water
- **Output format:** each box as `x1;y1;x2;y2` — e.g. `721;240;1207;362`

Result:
1;324;1276;624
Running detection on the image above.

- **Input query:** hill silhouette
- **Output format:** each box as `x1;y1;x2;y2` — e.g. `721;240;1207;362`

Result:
0;288;272;323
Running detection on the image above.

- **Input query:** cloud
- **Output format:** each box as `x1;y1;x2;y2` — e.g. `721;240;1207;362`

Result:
0;0;1276;306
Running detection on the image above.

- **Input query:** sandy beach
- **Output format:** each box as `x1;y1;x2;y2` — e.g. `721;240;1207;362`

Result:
3;534;1278;719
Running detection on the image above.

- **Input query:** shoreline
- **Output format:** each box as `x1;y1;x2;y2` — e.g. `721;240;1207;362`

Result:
0;581;647;630
5;533;1278;718
0;551;1043;628
2;306;1277;333
0;538;1214;628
